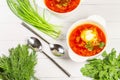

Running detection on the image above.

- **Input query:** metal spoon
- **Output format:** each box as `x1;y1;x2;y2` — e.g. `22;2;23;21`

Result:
27;37;71;77
21;22;65;57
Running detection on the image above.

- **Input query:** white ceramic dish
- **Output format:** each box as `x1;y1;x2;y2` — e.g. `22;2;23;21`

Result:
35;0;81;16
66;15;108;62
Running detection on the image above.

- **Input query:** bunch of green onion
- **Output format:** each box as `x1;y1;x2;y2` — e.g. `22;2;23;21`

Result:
7;0;61;39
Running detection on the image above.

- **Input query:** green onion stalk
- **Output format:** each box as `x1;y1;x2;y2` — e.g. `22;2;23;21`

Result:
6;0;61;39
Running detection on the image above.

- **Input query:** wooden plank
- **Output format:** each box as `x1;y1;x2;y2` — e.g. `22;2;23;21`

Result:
34;37;120;78
55;5;120;23
0;0;21;23
0;22;120;57
39;77;90;80
0;23;35;41
1;0;120;24
81;0;120;5
1;20;120;40
0;38;120;78
57;22;120;39
1;0;120;80
36;0;120;5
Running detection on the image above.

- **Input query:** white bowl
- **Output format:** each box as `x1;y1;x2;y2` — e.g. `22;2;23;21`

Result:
36;0;81;16
66;15;108;62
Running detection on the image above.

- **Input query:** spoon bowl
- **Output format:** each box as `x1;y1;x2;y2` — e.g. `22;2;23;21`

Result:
27;37;42;51
27;37;71;77
49;44;65;56
22;22;65;57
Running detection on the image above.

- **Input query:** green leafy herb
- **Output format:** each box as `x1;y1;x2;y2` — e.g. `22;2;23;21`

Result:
0;45;37;80
7;0;61;39
85;41;105;51
99;42;105;48
81;48;120;80
85;42;93;51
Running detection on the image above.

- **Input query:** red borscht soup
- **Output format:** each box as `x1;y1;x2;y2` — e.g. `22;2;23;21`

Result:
69;22;106;56
44;0;80;13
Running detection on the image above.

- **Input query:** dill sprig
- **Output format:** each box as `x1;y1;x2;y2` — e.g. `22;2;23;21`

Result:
0;45;37;80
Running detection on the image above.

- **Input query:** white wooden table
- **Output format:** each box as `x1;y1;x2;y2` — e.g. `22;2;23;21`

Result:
1;0;120;80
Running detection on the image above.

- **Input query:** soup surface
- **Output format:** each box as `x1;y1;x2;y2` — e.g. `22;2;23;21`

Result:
69;23;106;56
44;0;80;13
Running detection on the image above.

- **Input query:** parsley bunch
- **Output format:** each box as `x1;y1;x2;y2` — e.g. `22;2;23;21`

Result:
81;49;120;80
0;45;37;80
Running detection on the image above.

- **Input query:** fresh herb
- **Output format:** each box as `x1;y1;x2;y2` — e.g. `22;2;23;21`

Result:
0;67;4;73
7;0;61;39
0;45;37;80
99;42;105;48
85;42;93;51
81;48;120;80
57;0;71;7
85;41;105;51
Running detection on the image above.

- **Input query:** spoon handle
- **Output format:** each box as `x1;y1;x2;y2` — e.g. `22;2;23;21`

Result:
21;22;49;44
22;22;71;77
42;51;71;77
